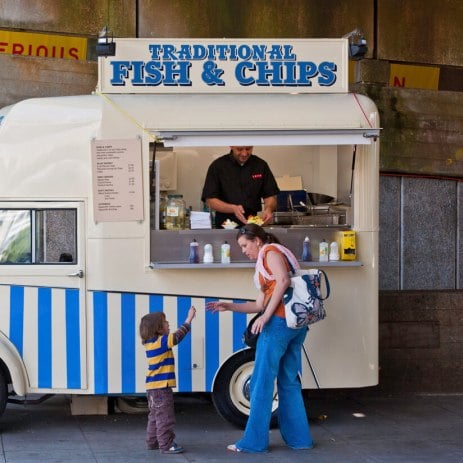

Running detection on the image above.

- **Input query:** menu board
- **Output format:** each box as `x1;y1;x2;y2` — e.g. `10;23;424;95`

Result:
91;138;144;222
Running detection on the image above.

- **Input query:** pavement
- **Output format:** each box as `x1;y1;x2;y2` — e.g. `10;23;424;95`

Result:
0;392;462;462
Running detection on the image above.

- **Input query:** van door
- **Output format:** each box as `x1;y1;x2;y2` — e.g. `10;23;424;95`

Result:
0;201;87;392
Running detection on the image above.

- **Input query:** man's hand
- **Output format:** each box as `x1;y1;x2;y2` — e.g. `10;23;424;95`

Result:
261;209;274;224
231;204;247;224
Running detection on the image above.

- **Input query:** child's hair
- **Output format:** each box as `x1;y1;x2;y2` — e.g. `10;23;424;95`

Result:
139;311;166;342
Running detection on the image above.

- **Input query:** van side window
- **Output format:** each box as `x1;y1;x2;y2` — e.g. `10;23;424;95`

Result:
0;209;77;264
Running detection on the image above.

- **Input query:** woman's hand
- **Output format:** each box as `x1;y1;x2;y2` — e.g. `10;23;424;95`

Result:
206;301;231;313
251;311;271;334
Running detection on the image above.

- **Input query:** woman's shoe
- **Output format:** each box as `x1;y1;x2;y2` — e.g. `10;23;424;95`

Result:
227;444;242;452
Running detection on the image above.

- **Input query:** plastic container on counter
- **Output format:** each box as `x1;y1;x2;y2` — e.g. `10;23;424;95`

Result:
221;241;231;264
329;241;340;261
189;239;199;263
165;194;186;230
319;239;329;262
203;243;214;263
301;236;312;261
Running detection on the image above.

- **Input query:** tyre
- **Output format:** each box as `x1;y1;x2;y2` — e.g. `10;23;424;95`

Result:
0;368;7;418
211;349;278;429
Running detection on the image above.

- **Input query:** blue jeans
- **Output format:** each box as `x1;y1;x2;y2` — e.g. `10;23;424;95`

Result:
236;316;313;453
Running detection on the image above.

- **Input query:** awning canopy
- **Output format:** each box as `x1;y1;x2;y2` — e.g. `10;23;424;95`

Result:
103;92;380;146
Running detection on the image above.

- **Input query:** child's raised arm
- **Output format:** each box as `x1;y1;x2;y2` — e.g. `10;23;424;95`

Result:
186;306;196;324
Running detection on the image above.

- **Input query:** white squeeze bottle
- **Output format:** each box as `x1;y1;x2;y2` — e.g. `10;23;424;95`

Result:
329;241;340;261
203;243;214;263
319;239;329;262
221;241;231;264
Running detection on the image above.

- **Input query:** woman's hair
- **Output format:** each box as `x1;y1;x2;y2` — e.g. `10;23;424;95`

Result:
236;223;280;244
139;311;166;342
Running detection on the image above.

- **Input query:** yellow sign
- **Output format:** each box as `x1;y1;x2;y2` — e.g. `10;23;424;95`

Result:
389;63;439;90
0;30;87;60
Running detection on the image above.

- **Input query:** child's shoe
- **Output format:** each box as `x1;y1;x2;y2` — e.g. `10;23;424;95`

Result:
160;443;184;454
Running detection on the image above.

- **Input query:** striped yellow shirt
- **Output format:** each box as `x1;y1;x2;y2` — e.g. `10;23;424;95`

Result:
143;323;190;390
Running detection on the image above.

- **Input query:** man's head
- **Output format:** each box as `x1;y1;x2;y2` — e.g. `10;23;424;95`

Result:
230;146;253;165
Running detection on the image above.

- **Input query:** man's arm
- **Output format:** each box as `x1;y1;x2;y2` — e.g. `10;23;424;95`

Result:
261;195;277;223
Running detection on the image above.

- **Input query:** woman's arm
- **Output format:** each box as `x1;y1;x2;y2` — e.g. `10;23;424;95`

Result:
206;291;265;314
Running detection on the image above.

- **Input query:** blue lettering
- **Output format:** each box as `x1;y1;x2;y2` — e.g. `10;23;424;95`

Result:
177;44;192;60
268;45;284;60
283;45;296;60
144;61;163;85
131;61;146;85
296;61;318;85
282;61;297;85
237;45;252;60
192;45;207;59
215;45;229;60
229;45;238;60
148;45;162;60
251;45;267;61
255;61;283;86
206;45;216;59
110;61;131;85
318;61;337;86
162;44;177;60
235;62;255;86
162;61;192;85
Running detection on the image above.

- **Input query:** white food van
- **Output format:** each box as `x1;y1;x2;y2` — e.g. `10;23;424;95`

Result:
0;38;379;426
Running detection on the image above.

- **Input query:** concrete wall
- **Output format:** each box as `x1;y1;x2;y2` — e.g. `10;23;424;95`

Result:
0;54;97;108
0;0;136;36
377;0;463;66
138;0;374;43
379;290;463;394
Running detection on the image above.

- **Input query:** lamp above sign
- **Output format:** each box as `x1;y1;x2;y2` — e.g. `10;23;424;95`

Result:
97;38;349;94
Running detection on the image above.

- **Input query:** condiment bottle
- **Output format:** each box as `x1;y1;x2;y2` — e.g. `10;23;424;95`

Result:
329;241;340;261
203;243;214;263
302;236;312;261
189;239;199;263
319;239;329;262
221;241;231;264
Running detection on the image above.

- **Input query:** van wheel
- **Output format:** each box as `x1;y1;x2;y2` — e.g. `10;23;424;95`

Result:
0;369;7;417
211;349;278;429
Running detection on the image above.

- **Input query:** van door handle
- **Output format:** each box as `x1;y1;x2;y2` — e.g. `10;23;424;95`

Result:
67;270;84;278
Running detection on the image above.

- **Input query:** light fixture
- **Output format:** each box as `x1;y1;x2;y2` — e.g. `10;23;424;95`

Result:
96;26;116;57
343;28;368;61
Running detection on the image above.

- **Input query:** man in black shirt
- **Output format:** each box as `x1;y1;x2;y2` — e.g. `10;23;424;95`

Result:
201;146;279;228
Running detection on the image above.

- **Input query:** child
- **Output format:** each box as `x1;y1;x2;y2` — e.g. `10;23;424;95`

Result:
139;306;196;454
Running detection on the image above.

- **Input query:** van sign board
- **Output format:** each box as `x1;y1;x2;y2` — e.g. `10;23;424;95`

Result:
97;38;348;94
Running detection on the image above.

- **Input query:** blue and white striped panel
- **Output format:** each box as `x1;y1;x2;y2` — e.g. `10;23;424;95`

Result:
0;284;251;395
89;292;252;394
89;292;249;395
0;284;84;391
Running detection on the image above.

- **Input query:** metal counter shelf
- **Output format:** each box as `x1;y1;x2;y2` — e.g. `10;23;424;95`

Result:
149;260;363;269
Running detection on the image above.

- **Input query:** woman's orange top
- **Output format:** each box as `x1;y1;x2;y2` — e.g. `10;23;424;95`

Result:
258;244;291;318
